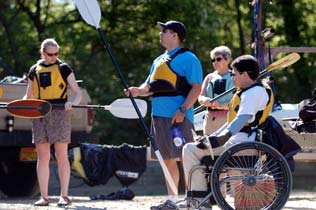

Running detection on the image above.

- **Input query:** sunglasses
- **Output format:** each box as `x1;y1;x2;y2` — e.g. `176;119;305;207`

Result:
211;57;223;63
230;71;245;77
45;52;59;57
162;28;174;34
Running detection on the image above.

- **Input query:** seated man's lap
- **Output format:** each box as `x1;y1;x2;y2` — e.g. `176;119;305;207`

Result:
183;131;256;192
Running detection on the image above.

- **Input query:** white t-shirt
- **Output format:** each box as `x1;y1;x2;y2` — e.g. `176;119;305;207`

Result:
237;85;269;123
223;85;269;147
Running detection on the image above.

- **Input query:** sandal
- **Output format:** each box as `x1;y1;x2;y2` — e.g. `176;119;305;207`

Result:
34;197;49;206
57;196;72;207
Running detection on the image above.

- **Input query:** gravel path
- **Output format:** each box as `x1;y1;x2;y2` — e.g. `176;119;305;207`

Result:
0;191;316;210
1;162;315;210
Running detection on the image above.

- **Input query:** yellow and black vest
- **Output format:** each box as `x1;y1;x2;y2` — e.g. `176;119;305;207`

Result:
149;48;192;97
227;82;274;132
33;62;67;103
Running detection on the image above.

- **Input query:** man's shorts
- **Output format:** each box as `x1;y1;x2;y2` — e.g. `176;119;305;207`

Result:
150;116;194;159
32;109;71;144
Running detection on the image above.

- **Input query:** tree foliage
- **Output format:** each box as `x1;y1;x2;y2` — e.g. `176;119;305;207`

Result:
0;0;315;145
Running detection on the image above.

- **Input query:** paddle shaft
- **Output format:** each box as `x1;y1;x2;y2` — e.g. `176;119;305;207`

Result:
194;67;274;113
0;105;42;110
53;103;110;109
75;0;177;194
97;19;177;194
97;28;155;147
194;52;300;113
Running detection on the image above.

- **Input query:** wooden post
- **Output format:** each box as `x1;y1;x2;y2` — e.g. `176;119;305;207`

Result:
253;1;316;62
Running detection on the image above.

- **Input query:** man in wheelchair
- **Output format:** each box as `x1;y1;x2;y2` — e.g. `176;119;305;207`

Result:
181;55;274;210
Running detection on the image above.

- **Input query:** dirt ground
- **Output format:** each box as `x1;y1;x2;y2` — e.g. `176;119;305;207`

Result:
0;191;316;210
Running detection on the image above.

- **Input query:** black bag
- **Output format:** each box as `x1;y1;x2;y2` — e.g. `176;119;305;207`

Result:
259;116;302;171
113;143;147;187
79;143;116;186
299;88;316;122
299;101;316;122
78;143;146;187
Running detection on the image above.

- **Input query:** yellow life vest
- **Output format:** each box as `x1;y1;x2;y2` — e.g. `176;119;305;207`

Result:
227;82;273;128
149;48;191;97
33;62;67;101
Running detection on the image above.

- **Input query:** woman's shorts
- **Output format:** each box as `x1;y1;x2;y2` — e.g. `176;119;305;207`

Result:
32;109;71;144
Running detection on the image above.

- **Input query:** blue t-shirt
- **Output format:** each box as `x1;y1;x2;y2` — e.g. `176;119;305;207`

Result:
146;47;203;123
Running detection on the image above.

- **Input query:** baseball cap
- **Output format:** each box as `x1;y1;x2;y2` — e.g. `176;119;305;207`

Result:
157;20;186;42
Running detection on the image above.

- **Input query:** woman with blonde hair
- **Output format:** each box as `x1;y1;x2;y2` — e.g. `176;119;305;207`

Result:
25;38;82;206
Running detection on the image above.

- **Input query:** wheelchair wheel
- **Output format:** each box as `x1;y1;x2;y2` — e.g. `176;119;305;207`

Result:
211;142;292;210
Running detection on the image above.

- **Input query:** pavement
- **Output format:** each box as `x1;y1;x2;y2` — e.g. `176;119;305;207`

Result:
0;160;315;210
0;191;316;210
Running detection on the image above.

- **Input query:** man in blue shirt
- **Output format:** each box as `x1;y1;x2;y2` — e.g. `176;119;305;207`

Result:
125;20;203;205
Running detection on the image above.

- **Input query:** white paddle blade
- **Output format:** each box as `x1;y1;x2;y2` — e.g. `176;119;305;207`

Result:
267;52;300;72
106;98;147;119
75;0;101;29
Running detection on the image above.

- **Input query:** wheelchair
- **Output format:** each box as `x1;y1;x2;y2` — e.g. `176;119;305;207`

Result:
185;130;292;210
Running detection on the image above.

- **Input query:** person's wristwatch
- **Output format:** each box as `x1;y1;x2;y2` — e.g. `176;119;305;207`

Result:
179;106;187;113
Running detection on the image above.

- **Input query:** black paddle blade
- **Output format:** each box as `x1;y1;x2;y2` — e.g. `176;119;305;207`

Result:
6;99;52;118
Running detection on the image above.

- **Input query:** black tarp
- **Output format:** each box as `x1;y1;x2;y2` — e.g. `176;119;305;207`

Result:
78;143;147;187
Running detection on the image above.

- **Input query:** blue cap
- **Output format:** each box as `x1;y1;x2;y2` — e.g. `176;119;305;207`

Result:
157;20;186;42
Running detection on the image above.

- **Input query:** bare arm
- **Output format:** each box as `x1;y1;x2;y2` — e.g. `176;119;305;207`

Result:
172;82;202;123
23;78;34;99
198;74;229;110
124;82;152;97
198;75;212;106
211;101;229;110
66;72;82;111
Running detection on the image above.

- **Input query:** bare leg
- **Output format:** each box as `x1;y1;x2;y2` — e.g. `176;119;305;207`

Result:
164;158;179;195
36;143;51;199
54;142;70;197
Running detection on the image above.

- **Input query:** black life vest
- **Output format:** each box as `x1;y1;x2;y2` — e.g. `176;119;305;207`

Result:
149;48;192;97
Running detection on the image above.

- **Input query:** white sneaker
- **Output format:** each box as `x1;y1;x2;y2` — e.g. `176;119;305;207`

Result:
176;200;212;210
175;200;188;210
150;199;178;210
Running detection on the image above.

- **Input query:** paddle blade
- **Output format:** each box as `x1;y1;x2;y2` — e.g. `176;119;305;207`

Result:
106;98;147;119
267;52;300;72
0;87;2;98
75;0;101;29
6;99;52;119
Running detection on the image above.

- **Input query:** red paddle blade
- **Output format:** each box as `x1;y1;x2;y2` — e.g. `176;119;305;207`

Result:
6;99;52;118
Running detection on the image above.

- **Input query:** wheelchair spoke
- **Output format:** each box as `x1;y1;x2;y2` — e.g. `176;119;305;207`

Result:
211;142;292;210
